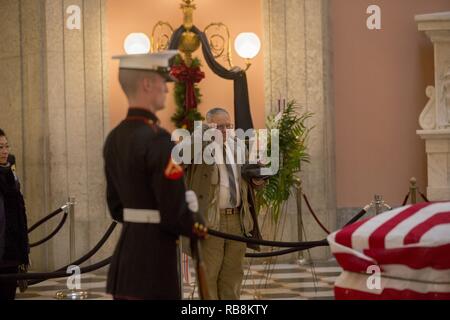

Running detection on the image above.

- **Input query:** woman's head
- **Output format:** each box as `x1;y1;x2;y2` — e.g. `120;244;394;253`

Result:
0;128;9;165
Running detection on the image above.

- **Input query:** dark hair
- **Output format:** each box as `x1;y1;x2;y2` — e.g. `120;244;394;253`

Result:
0;128;5;137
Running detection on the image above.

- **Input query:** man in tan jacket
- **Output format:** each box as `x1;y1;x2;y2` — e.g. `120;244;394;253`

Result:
185;108;263;300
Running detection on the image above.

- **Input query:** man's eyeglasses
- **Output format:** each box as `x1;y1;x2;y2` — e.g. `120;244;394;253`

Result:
209;124;234;130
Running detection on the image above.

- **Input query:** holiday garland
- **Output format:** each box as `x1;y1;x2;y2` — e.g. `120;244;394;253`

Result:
257;100;313;221
170;55;205;131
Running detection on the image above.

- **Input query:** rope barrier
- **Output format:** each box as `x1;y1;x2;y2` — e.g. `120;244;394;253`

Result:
0;257;111;281
10;185;429;282
402;193;410;206
245;240;329;258
208;229;327;248
29;212;68;248
302;193;331;234
419;191;429;203
27;221;117;286
343;206;369;228
28;207;65;233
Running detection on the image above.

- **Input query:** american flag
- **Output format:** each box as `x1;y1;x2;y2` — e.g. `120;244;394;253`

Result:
328;202;450;299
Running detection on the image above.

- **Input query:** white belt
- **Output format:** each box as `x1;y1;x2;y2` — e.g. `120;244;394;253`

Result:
123;208;161;224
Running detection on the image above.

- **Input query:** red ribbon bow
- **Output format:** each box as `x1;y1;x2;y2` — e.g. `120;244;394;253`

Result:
170;63;205;111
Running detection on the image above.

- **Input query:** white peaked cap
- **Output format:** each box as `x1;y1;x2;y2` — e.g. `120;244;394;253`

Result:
112;50;179;71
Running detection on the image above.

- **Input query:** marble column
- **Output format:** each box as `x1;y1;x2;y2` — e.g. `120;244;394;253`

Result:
416;12;450;201
262;0;336;261
0;0;114;270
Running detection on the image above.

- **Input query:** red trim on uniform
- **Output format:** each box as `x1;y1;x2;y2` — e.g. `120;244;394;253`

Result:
125;116;158;133
125;116;149;122
164;157;184;180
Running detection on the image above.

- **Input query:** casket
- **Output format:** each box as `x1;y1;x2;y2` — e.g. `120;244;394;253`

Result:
328;202;450;299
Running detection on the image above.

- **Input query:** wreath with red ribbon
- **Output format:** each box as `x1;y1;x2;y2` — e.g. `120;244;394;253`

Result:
170;55;205;131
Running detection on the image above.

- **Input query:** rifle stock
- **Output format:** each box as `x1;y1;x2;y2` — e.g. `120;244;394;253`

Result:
191;238;210;300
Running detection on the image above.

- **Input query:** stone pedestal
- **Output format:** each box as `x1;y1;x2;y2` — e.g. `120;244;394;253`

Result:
416;11;450;201
262;0;336;261
417;130;450;200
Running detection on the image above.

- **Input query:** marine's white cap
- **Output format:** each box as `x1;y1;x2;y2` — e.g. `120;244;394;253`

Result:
112;50;179;81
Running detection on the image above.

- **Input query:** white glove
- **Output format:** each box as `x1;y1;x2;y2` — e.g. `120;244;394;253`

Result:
185;190;199;213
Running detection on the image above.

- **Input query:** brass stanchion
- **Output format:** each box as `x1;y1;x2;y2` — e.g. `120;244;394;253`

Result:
55;197;89;300
374;195;384;215
372;195;391;215
296;186;307;265
410;177;417;204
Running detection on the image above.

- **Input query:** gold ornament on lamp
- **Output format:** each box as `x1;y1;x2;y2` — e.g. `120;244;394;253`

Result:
178;0;201;67
144;0;260;70
120;0;260;132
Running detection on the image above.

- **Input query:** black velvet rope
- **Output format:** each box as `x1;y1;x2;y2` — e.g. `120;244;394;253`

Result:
28;207;64;233
402;193;410;206
343;208;368;228
29;212;68;248
27;221;117;286
245;242;328;258
302;193;331;234
419;191;429;203
208;229;327;248
0;257;111;281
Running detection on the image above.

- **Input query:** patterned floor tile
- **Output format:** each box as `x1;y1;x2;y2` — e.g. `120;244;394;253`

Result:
269;272;315;279
282;281;332;289
298;290;335;298
260;293;303;299
16;262;340;300
275;277;317;283
301;267;342;273
320;276;339;284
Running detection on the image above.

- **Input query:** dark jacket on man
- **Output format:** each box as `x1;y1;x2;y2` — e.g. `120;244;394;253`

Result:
0;155;29;300
0;156;29;266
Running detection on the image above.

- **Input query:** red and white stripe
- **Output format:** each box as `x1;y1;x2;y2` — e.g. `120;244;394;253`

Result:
328;202;450;300
334;271;450;300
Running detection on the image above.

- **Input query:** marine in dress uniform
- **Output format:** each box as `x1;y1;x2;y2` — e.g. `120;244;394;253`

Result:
103;51;206;300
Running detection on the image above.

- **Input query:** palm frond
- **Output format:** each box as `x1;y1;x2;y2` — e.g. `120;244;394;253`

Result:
256;100;313;221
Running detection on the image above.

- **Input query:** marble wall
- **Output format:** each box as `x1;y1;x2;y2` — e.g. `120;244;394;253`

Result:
0;0;338;268
262;0;336;261
0;0;116;270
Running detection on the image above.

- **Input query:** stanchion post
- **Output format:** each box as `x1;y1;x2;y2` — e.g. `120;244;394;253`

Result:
55;197;89;300
374;195;384;215
296;186;305;264
410;177;417;204
69;197;76;263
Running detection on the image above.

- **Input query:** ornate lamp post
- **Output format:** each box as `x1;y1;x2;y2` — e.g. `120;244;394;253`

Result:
122;0;261;130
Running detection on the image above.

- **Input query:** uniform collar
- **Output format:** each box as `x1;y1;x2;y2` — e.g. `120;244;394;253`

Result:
127;107;159;123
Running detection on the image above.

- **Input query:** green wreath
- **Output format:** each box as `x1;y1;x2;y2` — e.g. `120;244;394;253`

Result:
257;100;313;221
171;55;204;131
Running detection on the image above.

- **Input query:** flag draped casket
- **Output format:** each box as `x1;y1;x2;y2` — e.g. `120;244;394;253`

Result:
327;202;450;299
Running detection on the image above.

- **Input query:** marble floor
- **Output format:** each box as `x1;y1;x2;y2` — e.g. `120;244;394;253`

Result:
15;259;340;300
